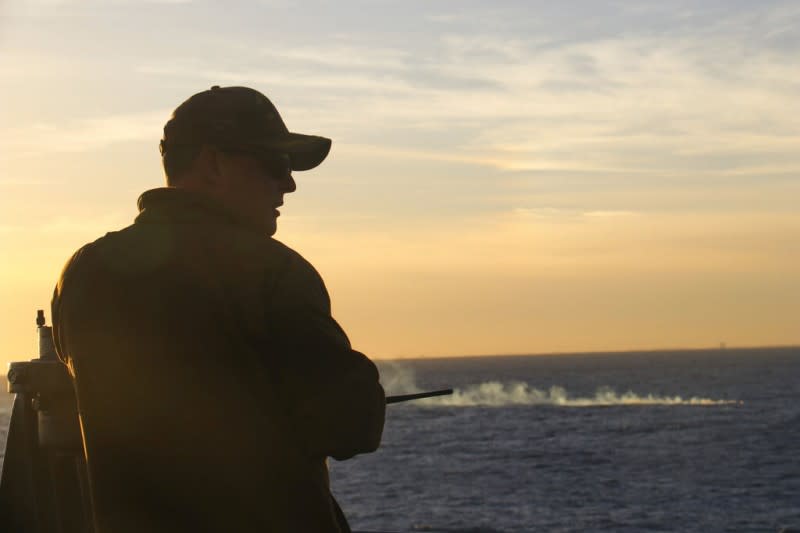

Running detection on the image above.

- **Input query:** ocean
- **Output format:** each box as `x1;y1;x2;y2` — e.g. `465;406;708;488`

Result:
330;348;800;533
2;347;799;532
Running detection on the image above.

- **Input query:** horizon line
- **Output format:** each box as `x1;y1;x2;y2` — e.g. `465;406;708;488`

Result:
375;343;800;361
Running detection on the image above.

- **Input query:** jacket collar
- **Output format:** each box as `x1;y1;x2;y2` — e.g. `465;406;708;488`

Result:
135;187;262;233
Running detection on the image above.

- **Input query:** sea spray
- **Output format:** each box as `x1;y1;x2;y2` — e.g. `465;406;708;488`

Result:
377;363;740;408
418;382;741;407
378;360;422;396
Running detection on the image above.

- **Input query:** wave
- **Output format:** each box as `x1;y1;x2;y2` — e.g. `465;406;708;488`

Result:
377;363;741;408
417;382;741;407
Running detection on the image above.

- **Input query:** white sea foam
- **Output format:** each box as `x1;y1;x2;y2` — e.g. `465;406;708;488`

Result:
378;363;741;408
378;361;420;395
420;382;741;407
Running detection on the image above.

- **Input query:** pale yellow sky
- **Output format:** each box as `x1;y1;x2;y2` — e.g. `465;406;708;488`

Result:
1;1;799;365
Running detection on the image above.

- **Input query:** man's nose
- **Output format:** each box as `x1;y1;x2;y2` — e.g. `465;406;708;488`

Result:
284;174;296;193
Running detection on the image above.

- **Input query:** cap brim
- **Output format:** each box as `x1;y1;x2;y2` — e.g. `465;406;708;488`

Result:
247;133;332;171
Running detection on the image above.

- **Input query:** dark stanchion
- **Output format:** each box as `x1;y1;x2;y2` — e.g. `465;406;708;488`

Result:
0;310;94;533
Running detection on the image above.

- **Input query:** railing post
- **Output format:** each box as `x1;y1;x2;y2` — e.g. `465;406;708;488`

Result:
0;311;94;533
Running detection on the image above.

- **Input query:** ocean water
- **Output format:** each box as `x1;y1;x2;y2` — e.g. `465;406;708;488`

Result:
2;348;799;532
330;348;800;533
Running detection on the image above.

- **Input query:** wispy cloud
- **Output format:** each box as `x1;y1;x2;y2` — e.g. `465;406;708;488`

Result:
0;211;130;235
511;208;640;218
5;1;800;203
0;110;168;159
129;3;800;188
258;44;411;71
40;212;130;234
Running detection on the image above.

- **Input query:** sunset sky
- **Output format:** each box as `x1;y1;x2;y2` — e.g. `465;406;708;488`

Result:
1;0;798;365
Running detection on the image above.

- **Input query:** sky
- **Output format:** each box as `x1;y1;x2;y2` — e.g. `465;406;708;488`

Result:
0;0;798;364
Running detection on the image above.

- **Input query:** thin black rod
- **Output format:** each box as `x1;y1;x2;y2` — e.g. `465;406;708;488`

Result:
386;389;453;404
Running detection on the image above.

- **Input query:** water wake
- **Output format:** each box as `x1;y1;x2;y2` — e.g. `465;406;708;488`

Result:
378;362;740;407
418;382;740;407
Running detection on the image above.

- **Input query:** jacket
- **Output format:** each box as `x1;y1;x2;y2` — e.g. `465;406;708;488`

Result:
51;187;385;532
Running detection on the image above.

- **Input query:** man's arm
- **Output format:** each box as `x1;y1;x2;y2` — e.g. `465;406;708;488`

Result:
265;249;385;460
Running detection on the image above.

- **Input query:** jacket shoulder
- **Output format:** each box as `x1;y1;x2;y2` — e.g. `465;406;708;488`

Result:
264;239;330;312
266;239;318;277
55;229;127;283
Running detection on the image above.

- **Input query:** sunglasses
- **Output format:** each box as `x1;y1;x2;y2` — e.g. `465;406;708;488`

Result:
223;148;292;181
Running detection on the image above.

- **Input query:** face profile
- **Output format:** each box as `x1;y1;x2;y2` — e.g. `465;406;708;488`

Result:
210;149;296;236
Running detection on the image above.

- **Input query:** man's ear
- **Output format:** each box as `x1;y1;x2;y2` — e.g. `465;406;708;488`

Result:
196;144;224;186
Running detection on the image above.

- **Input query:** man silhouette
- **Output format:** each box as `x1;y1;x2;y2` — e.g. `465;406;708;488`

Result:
51;86;386;532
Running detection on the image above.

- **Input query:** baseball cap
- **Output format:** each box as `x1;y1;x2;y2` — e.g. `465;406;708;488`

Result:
160;86;331;171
